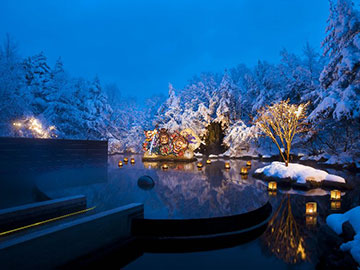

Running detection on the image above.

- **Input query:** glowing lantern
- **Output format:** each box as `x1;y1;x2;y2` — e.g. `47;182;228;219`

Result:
224;162;231;169
118;161;123;167
124;157;129;163
206;159;211;164
130;158;135;164
306;215;317;227
305;202;317;215
246;160;252;168
268;181;277;191
240;167;248;175
162;164;169;170
331;201;341;210
197;162;203;169
330;190;341;201
241;174;248;180
268;190;277;197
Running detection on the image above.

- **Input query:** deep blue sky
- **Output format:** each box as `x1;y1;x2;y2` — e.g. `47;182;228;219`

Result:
0;0;329;102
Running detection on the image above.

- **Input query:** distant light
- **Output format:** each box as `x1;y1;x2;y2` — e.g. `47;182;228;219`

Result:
130;158;135;164
246;160;252;168
240;167;248;175
162;164;169;170
268;181;277;191
224;162;231;169
206;159;211;164
118;161;123;167
197;162;203;169
124;157;129;163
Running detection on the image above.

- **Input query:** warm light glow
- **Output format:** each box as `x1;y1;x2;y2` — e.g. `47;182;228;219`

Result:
241;174;248;180
330;190;341;200
268;191;277;196
305;215;317;227
246;160;252;167
305;202;317;215
224;162;230;169
197;162;203;168
124;157;129;162
240;167;248;174
118;161;123;167
12;117;57;138
130;158;135;164
331;201;341;210
268;181;277;191
162;164;169;170
206;159;211;164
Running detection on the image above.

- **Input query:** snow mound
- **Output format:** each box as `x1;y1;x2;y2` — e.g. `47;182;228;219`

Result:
327;206;360;266
194;152;203;157
255;161;345;184
209;154;218;158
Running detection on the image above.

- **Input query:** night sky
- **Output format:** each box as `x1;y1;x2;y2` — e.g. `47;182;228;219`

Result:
0;0;329;102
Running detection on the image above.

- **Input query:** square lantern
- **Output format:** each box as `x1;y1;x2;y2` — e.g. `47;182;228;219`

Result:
330;190;341;201
130;158;135;164
306;215;317;227
246;160;252;168
305;202;317;215
240;167;248;175
118;161;123;167
197;162;203;169
225;162;231;169
331;201;341;210
268;181;277;191
123;157;129;163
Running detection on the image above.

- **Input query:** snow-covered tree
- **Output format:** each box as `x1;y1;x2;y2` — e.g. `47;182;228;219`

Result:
311;0;360;120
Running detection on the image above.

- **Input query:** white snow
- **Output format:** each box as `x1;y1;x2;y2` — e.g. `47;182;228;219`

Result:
327;206;360;266
209;154;218;159
255;161;345;184
194;152;203;157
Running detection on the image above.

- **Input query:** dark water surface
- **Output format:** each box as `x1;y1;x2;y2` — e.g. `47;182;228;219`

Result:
2;154;359;269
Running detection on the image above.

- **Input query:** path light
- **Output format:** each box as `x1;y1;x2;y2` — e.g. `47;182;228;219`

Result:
225;162;231;169
162;164;169;170
331;201;341;210
197;162;203;169
206;159;211;164
246;160;252;168
124;157;129;163
130;158;135;164
330;190;341;201
240;167;248;175
268;181;277;191
118;161;123;167
305;202;317;215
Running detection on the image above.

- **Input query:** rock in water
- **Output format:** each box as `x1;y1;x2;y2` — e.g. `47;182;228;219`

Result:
138;175;155;190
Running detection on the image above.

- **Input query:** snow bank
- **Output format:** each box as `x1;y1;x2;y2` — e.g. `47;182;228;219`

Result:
255;161;345;184
327;206;360;266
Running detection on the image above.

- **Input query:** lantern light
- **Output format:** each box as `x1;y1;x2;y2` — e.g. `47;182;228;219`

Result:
130;158;135;164
268;181;277;191
305;202;317;215
241;174;248;180
124;157;129;163
330;190;341;201
162;164;169;170
240;167;248;175
118;161;123;167
197;162;203;169
331;201;341;210
246;160;252;168
206;159;211;164
268;190;277;196
306;215;317;227
224;162;231;169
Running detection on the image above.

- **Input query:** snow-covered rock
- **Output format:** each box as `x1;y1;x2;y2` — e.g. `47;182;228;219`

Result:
255;161;345;184
327;206;360;266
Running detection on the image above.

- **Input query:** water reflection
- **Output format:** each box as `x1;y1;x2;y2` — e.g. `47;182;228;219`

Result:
262;195;308;264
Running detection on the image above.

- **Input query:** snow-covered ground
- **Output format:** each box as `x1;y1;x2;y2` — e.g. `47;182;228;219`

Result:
327;206;360;267
255;161;345;184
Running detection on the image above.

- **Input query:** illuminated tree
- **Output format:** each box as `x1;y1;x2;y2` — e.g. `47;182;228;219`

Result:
255;100;310;166
262;195;307;264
